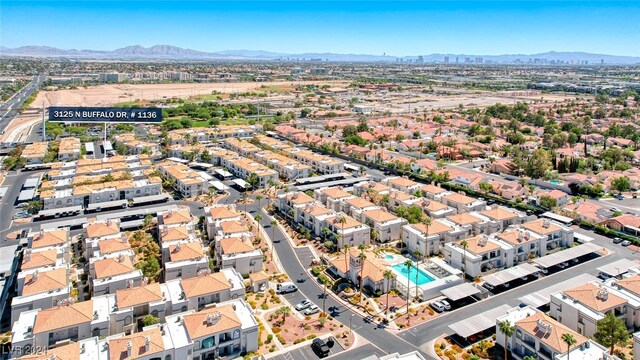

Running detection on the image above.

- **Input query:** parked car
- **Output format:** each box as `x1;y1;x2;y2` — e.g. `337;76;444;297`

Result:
622;240;632;247
311;338;330;358
613;237;623;244
610;207;620;213
295;299;312;311
304;305;320;315
483;283;495;291
616;194;625;200
430;301;447;312
440;300;452;310
276;282;298;294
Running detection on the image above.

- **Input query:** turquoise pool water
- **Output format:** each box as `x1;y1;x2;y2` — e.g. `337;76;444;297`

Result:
391;263;435;285
384;254;394;260
550;179;563;185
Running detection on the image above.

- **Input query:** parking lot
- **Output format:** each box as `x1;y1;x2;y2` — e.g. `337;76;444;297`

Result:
269;337;344;360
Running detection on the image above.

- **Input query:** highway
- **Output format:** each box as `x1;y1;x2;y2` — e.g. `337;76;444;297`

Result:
0;75;45;137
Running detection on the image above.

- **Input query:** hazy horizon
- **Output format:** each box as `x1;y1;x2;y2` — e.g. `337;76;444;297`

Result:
1;1;639;57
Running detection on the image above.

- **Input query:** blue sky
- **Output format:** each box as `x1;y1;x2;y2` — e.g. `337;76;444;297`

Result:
2;1;639;56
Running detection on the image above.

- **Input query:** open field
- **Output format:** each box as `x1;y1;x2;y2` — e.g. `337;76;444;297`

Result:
25;80;349;108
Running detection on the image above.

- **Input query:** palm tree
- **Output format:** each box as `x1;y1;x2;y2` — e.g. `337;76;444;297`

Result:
343;244;350;274
498;320;515;360
403;259;413;323
371;229;380;244
277;306;291;324
337;215;347;245
358;250;367;304
412;250;421;300
383;270;395;314
422;217;431;260
255;194;263;210
321;227;331;242
460;239;469;282
562;333;577;360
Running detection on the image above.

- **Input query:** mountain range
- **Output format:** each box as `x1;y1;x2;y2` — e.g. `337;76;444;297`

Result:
1;45;639;64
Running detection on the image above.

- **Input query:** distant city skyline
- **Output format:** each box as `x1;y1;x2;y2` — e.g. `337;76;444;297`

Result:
2;1;640;57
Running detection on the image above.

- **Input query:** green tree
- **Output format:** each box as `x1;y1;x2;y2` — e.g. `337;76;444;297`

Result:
562;333;577;360
498;320;515;360
479;182;493;195
524;148;552;179
539;196;558;210
255;194;264;210
611;176;631;193
25;200;43;214
141;314;159;327
593;312;629;354
136;256;160;280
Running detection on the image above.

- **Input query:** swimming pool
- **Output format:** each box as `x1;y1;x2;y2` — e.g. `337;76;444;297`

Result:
550;179;563;185
391;263;435;286
384;254;394;260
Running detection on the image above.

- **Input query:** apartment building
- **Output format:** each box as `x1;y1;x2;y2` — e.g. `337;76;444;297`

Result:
12;297;259;360
12;297;113;356
550;282;631;337
28;229;70;252
158;162;210;198
383;177;421;194
163;299;259;359
111;282;166;335
114;133;161;155
510;311;588;360
215;237;263;275
220;156;278;188
352;181;391;199
402;219;456;257
11;266;72;324
314;187;355;211
21;142;48;164
343;197;379;220
324;213;371;248
168;126;257;145
165;268;245;313
58;137;81;161
361;208;405;243
221;138;261;157
164;241;209;281
205;205;242;241
284;147;344;174
520;219;574;252
83;219;123;259
41;177;162;210
253;150;312;180
441;192;487;213
444;235;508;277
47;155;153;181
90;254;143;296
276;192;316;223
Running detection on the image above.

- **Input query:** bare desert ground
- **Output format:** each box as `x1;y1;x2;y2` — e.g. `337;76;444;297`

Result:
27;80;350;107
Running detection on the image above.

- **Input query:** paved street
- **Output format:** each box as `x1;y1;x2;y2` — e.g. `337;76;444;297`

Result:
0;75;44;137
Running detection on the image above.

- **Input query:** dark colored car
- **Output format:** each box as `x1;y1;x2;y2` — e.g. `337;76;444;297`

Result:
311;338;330;358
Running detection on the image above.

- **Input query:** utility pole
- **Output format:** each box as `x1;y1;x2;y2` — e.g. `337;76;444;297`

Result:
42;102;46;141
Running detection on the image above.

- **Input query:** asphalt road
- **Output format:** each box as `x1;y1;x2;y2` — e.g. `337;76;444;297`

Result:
0;75;45;136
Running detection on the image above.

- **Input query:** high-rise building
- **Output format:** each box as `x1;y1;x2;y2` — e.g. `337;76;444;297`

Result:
444;56;449;64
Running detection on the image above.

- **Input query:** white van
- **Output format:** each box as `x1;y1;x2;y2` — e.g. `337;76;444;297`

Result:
277;282;298;294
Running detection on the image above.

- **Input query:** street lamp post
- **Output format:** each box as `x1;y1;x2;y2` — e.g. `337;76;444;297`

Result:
349;314;354;334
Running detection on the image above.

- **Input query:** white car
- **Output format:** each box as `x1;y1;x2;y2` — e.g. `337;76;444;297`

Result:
430;301;447;312
440;300;452;310
295;299;312;311
304;305;320;315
